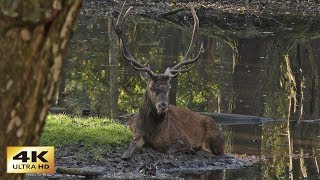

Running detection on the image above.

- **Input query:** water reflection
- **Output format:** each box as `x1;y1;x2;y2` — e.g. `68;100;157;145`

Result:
173;118;320;180
183;121;320;179
55;12;320;180
55;14;320;121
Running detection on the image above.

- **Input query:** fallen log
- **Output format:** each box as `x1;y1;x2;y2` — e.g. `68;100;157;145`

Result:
56;166;102;177
118;112;274;125
200;112;274;124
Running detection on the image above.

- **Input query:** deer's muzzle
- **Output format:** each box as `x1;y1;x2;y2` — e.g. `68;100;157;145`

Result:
156;101;168;114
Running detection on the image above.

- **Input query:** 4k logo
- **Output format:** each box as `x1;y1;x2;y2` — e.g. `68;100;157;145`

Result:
7;146;54;173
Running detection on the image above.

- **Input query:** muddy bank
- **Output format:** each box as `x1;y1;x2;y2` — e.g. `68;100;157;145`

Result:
84;0;320;17
82;0;320;39
29;145;257;179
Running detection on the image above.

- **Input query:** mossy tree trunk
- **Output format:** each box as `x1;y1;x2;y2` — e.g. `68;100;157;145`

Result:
0;0;82;179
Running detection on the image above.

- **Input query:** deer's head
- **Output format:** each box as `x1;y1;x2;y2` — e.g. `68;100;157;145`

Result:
114;3;202;115
142;74;171;114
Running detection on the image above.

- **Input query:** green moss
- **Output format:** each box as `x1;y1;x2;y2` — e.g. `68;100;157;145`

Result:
40;114;133;148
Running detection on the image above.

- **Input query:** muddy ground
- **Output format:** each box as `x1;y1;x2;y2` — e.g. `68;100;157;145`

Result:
27;144;258;179
84;0;320;17
28;114;270;179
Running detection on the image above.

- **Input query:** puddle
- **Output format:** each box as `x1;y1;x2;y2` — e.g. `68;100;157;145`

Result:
217;121;320;179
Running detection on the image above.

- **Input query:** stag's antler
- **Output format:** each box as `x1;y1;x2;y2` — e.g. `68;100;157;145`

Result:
113;1;157;78
114;2;202;79
163;5;203;78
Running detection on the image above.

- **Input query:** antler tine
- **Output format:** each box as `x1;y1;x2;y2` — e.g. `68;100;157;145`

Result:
113;2;157;77
116;0;127;26
164;42;203;78
164;4;202;77
163;63;196;78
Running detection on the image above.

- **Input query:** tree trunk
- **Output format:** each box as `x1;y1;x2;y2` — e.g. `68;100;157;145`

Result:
163;27;180;106
0;1;82;179
108;17;119;118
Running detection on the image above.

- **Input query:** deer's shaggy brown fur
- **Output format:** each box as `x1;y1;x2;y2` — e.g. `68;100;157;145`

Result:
121;84;225;159
130;105;225;154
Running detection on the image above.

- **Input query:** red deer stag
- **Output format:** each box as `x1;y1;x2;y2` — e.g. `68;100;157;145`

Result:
113;3;225;160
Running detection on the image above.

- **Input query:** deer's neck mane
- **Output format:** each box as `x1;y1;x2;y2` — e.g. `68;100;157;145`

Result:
139;92;167;141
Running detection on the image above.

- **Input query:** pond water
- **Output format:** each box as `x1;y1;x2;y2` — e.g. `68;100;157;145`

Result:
192;121;320;179
54;9;320;179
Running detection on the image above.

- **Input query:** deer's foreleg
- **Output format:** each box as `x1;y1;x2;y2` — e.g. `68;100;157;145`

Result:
122;136;144;160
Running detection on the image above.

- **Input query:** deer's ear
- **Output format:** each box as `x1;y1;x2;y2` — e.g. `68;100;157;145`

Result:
140;72;150;81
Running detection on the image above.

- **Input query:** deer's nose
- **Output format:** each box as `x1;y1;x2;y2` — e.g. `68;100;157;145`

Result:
158;101;168;109
156;101;168;114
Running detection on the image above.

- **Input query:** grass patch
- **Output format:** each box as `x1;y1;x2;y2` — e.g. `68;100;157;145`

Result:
41;114;133;149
